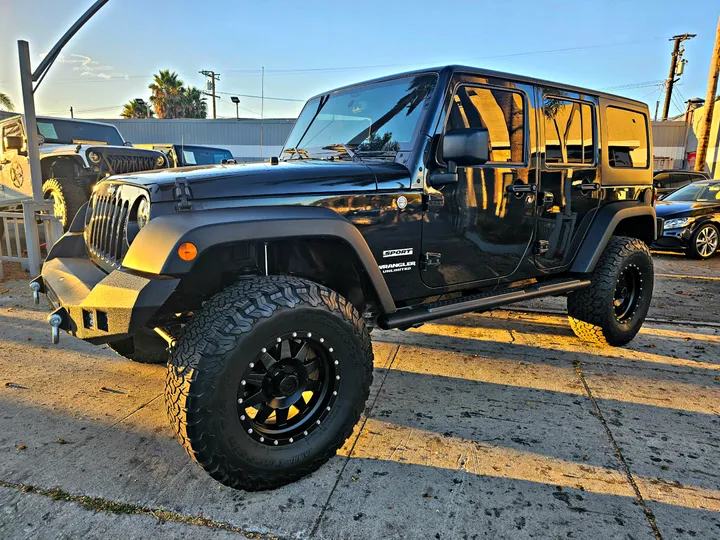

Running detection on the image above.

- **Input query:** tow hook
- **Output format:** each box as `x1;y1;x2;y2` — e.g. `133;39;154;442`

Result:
48;312;63;345
30;281;41;305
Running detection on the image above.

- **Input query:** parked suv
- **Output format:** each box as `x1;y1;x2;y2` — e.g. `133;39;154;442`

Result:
34;66;657;491
0;115;167;229
653;169;709;197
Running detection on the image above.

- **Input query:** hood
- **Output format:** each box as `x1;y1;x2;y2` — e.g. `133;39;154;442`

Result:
111;160;411;201
655;200;720;219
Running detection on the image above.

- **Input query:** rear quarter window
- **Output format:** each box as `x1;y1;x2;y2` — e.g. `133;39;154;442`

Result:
606;106;649;169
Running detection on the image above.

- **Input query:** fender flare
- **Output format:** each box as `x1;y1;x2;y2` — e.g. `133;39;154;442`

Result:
122;205;396;313
570;202;657;274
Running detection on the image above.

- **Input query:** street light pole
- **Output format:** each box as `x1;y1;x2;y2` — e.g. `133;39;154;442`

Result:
231;96;239;120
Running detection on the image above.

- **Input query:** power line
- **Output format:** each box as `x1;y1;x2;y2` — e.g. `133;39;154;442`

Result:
215;90;304;102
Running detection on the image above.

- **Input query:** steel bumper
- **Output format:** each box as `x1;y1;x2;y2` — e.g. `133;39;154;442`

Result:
35;257;179;344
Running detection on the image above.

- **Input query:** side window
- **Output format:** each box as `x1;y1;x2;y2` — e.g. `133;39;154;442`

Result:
543;99;595;165
607;106;649;169
446;85;525;164
670;173;690;189
654;172;670;188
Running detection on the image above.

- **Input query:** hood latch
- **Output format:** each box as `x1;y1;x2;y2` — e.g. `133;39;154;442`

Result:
173;178;192;211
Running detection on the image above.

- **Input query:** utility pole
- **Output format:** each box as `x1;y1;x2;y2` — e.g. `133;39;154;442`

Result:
662;33;696;121
695;15;720;173
260;66;264;159
199;70;220;119
70;106;74;118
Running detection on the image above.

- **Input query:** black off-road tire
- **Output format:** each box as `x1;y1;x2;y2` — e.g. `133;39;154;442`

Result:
686;223;719;260
165;275;373;491
567;236;653;346
42;178;88;231
108;329;170;365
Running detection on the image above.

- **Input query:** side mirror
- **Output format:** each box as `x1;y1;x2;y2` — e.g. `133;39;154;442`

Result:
428;128;489;187
653;181;661;189
124;141;134;147
3;135;23;151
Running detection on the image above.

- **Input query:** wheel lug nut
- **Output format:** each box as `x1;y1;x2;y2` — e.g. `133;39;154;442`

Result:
262;348;266;353
334;360;339;365
326;406;331;411
260;437;265;442
248;428;253;434
249;362;254;368
274;440;279;446
333;391;337;396
241;380;246;385
292;332;297;337
320;338;324;343
277;338;282;343
238;398;243;404
307;333;312;337
336;375;340;380
329;347;334;352
289;438;294;443
316;420;321;425
241;415;246;420
304;431;308;436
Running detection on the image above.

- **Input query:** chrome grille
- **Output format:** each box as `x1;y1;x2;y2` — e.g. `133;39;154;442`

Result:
85;184;140;267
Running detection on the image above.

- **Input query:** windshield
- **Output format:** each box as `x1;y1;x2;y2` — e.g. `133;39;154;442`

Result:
664;181;720;202
282;73;438;160
176;146;234;165
36;119;125;146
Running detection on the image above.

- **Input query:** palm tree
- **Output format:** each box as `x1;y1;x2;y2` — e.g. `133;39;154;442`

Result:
181;87;207;119
121;99;154;118
149;70;184;118
0;90;14;111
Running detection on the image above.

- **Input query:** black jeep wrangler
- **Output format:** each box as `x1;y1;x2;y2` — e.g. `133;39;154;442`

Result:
33;66;656;491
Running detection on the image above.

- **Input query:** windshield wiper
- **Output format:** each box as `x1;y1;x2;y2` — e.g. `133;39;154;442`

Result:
322;143;360;161
281;147;309;160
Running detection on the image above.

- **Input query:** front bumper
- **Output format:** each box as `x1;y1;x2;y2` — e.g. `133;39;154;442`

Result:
36;256;179;345
652;227;691;250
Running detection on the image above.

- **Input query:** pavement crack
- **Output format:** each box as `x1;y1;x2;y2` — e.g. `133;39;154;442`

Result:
108;394;162;429
0;480;282;539
573;360;663;540
308;344;401;538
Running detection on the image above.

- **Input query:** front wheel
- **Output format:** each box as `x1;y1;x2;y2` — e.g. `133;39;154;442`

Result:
687;223;719;259
165;276;373;491
42;178;88;231
567;236;653;346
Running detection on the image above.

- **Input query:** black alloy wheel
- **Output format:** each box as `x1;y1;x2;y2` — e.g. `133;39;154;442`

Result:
237;331;339;446
613;264;641;322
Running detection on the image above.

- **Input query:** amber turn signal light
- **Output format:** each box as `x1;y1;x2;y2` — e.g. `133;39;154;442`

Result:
178;242;198;261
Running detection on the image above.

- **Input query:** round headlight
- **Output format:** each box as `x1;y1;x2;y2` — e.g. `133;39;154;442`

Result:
88;151;101;164
156;155;166;167
137;198;151;229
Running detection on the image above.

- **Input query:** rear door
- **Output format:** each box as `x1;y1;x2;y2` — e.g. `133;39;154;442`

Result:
535;88;600;270
421;75;538;288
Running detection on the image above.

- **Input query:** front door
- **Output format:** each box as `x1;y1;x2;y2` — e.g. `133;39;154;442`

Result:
421;77;538;288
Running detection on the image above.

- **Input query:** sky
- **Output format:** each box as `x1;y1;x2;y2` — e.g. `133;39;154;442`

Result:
0;0;718;120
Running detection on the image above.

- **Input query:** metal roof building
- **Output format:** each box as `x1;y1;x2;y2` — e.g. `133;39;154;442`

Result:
93;118;296;162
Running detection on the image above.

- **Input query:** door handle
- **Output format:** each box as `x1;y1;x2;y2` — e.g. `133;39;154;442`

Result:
575;182;600;192
506;183;537;194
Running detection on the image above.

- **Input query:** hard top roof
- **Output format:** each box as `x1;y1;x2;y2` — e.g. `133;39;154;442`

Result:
308;65;647;109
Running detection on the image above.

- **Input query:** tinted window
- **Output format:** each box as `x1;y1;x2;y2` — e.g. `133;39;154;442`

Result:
654;172;671;188
606;107;648;169
447;85;525;163
176;146;233;165
543;99;594;165
1;120;23;152
670;173;691;189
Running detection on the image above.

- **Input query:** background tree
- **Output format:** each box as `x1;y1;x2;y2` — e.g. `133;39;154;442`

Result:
121;99;154;118
0;91;14;112
149;70;184;118
181;87;207;119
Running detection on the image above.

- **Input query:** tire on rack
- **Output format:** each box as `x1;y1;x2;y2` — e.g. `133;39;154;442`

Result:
42;178;88;231
165;275;373;491
108;329;170;365
686;223;719;260
567;236;653;347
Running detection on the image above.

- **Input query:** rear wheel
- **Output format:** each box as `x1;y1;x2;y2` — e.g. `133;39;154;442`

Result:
42;178;88;231
687;223;718;259
165;275;373;491
568;236;653;346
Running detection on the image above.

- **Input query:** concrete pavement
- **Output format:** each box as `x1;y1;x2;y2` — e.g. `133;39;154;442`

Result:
0;252;718;539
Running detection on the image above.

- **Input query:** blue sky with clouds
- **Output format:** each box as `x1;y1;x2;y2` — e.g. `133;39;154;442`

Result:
1;0;718;119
